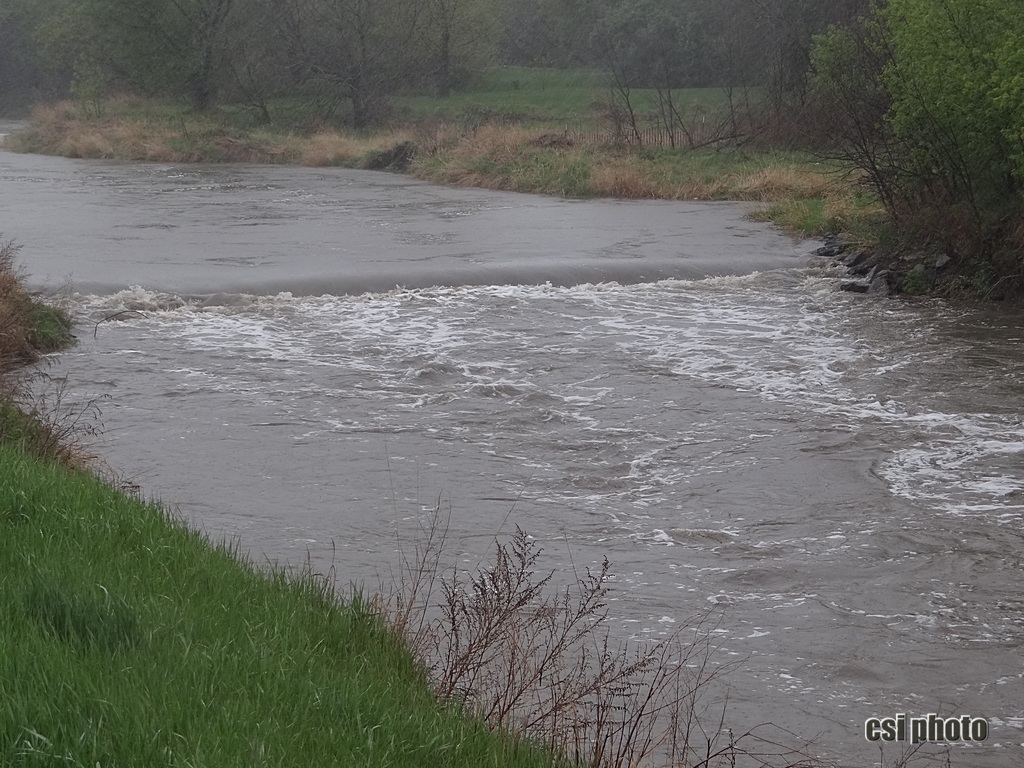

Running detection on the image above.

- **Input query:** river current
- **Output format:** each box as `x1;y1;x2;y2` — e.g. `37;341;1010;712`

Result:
2;140;1022;766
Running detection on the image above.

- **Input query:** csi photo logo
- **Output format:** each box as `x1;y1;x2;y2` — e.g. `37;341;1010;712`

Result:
865;713;989;744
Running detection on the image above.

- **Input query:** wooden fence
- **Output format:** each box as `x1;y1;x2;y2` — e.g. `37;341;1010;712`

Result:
551;121;737;149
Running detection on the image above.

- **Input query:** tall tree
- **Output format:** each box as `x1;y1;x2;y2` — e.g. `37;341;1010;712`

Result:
78;0;239;109
812;0;1024;277
501;0;609;66
0;0;75;112
423;0;498;96
745;0;871;105
277;0;426;127
882;0;1024;221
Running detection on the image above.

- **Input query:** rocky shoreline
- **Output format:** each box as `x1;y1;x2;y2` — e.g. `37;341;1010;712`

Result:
817;233;958;298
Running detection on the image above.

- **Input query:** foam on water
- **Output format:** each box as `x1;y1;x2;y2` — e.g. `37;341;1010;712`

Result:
74;274;1024;529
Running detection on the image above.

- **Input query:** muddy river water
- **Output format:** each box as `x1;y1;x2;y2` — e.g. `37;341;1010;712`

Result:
2;137;1022;766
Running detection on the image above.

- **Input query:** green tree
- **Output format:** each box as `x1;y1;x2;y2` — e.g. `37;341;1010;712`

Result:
0;0;75;112
501;0;609;66
423;0;499;96
278;0;426;128
594;0;702;88
743;0;871;105
882;0;1023;220
78;0;239;109
812;0;1024;282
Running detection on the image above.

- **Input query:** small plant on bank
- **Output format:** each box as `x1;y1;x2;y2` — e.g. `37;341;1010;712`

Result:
1;236;91;467
899;264;931;296
0;238;75;365
386;511;824;768
0;371;105;468
27;302;75;354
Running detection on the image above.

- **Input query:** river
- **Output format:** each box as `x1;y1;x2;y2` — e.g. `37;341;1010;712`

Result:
2;139;1022;767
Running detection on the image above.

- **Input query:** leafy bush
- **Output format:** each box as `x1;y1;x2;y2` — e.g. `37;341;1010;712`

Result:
810;0;1024;290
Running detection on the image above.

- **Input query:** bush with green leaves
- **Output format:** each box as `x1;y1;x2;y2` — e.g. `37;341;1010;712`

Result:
811;0;1024;287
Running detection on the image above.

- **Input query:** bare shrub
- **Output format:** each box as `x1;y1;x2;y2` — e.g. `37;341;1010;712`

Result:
1;370;105;469
408;120;461;159
0;238;97;467
290;129;414;167
589;162;665;199
0;239;39;367
385;510;825;768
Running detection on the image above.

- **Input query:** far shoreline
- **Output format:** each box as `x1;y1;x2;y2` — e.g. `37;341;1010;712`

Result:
5;98;980;300
0;145;810;299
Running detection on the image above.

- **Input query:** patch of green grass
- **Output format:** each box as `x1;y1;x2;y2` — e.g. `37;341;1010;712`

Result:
512;149;593;196
22;581;142;652
398;66;736;130
0;442;565;768
755;189;891;240
756;198;832;235
28;302;74;354
399;67;605;124
673;147;815;177
0;398;57;459
633;147;824;193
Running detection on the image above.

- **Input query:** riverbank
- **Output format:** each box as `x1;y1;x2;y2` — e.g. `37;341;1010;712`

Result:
0;249;566;768
0;239;73;364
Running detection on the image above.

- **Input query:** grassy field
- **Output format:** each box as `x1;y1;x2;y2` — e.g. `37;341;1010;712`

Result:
397;67;738;128
395;66;733;129
398;67;610;125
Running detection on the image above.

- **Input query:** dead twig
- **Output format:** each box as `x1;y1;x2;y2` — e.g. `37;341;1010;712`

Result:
94;310;144;338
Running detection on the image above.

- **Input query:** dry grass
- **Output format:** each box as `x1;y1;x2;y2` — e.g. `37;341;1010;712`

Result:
407;121;839;204
410;123;552;187
290;129;414;167
0;240;40;368
7;101;421;167
821;193;886;232
0;238;95;469
587;161;670;199
723;167;836;202
11;103;168;160
454;123;543;161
